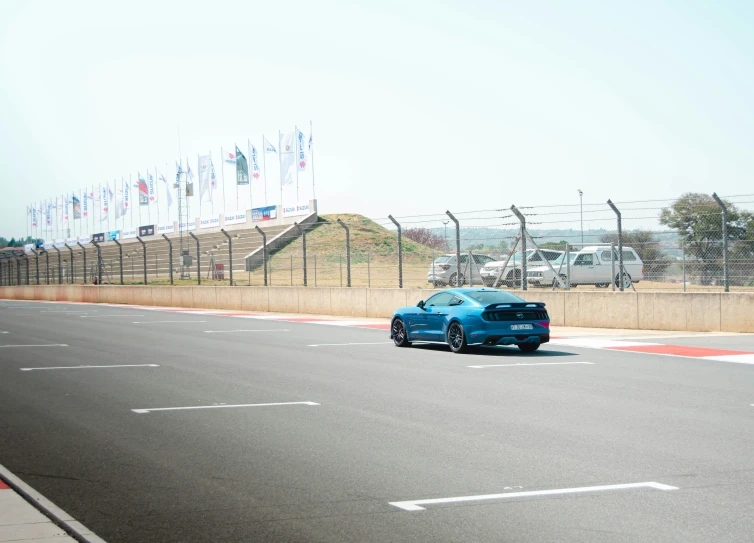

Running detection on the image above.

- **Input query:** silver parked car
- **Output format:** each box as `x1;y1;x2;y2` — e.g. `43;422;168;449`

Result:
427;253;496;286
480;249;564;287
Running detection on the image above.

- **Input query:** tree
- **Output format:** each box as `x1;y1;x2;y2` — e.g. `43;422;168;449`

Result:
404;227;447;250
600;231;670;278
659;193;749;285
539;240;570;250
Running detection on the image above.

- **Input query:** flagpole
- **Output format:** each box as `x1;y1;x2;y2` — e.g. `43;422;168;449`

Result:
209;151;214;215
247;139;253;213
262;134;268;206
197;153;202;219
295;128;300;201
235;143;239;214
186;157;191;221
221;147;227;217
155;167;160;226
278;130;283;209
138;175;142;227
310;120;315;200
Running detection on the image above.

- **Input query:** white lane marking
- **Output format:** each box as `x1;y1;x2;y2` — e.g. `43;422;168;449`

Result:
308;342;394;347
203;329;290;333
468;361;596;369
388;482;679;511
132;320;207;324
80;314;145;318
41;310;91;313
0;331;8;334
702;354;754;364
132;401;319;414
549;338;658;349
0;344;68;348
21;364;159;371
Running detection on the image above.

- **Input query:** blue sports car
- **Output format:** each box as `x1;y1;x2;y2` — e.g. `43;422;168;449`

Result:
390;288;550;353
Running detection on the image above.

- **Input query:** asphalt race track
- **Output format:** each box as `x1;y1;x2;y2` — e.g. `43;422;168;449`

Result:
1;301;753;543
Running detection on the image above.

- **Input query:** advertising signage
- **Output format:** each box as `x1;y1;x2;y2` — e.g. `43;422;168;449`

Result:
252;205;277;222
106;230;120;241
282;201;311;218
92;233;105;243
139;225;155;237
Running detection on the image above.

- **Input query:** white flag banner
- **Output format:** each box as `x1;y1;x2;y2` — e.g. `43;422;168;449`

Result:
279;131;296;187
198;155;212;202
101;185;109;221
116;184;126;219
63;197;70;230
264;136;277;154
159;173;173;208
148;172;157;203
250;143;261;182
296;127;307;171
31;204;38;228
223;148;236;164
124;179;130;209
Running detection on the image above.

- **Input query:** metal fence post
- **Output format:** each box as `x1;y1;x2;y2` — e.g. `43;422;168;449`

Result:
510;206;527;291
432;251;436;288
611;242;616;291
367;252;371;288
711;192;729;292
565;243;571;290
607;199;624;292
254;225;267;286
445;210;461;287
189;231;201;285
469;249;474;287
136;236;147;285
24;254;29;285
15;256;21;285
92;241;102;284
162;234;173;285
34;250;40;285
339;254;343;287
76;242;87;284
294;222;307;286
50;246;61;284
388;215;403;288
44;250;50;284
337;219;351;287
220;228;233;286
111;240;123;284
682;241;686;292
65;245;74;283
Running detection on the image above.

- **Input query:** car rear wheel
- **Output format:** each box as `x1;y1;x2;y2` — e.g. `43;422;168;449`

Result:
615;273;632;289
448;272;465;287
447;322;468;353
518;343;540;353
392;318;411;347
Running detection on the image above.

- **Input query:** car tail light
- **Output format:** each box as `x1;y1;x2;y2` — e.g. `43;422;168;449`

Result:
537;321;550;329
439;264;450;271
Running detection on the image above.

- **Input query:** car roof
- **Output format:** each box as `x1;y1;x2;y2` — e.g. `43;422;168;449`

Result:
578;246;636;252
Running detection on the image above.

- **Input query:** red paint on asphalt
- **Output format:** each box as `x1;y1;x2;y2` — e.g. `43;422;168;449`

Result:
0;480;9;490
608;344;751;357
355;324;391;330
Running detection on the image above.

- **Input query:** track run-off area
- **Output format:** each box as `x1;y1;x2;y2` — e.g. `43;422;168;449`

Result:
0;299;753;543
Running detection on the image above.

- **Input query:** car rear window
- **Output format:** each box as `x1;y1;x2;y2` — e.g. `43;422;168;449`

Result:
464;291;525;305
434;256;453;263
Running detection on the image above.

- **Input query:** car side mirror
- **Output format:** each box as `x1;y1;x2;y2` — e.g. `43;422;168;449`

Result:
417;300;425;309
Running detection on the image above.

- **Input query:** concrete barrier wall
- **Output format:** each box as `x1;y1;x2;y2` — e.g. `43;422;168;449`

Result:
2;286;753;333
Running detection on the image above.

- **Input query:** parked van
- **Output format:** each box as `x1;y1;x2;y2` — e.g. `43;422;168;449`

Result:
527;246;644;288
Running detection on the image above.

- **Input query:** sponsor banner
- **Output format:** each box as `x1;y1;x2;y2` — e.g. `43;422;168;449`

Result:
78;235;91;244
106;230;120;241
179;220;197;230
224;212;247;225
92;233;105;243
66;238;77;247
122;229;137;240
24;243;35;254
139;225;155;237
252;205;277;222
43;241;53;250
54;239;66;249
282;201;311;218
158;224;175;234
199;216;220;229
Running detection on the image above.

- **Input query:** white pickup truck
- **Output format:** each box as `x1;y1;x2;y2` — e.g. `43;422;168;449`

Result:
527;246;644;288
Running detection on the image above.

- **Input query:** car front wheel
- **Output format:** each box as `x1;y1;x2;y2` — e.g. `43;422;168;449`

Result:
616;273;632;289
392;318;411;347
447;322;468;353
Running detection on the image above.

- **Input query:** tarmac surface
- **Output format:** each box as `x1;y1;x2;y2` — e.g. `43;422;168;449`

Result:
0;300;752;542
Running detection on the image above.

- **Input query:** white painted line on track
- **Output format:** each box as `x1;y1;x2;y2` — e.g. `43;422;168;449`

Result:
307;342;393;347
0;344;68;348
131;320;207;324
80;315;145;318
389;482;679;511
468;361;596;369
21;364;159;371
203;329;290;333
131;401;319;414
0;331;8;334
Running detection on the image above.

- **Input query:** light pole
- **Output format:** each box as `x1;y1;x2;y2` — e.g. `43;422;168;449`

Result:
577;189;583;244
442;220;449;250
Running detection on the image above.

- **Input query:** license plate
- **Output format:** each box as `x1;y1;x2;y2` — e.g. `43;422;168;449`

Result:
511;324;533;330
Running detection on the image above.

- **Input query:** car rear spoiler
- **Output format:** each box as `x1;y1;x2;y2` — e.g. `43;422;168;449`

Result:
484;302;546;310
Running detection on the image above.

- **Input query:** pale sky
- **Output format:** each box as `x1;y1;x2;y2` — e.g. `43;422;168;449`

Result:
1;0;753;238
